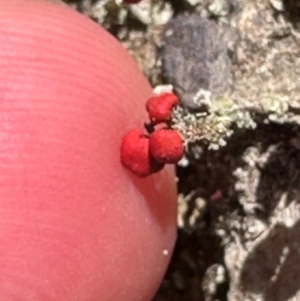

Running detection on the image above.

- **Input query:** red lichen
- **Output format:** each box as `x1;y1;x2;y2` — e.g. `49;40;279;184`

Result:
149;129;183;164
145;92;179;124
120;129;164;177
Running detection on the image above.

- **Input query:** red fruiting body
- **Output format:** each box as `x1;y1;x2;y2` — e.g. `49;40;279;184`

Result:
149;129;183;164
120;129;164;177
146;92;179;124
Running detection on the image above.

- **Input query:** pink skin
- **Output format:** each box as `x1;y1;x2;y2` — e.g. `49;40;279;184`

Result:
0;1;177;300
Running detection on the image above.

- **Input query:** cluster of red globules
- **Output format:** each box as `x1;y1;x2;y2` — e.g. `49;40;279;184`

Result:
120;92;184;177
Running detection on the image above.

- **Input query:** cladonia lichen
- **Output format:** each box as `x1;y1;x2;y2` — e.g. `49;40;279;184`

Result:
171;92;256;150
171;89;300;151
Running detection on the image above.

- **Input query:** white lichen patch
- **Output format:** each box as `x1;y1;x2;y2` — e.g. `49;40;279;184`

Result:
91;0;128;26
153;84;174;95
91;0;173;27
208;0;230;17
203;264;227;297
270;0;285;12
171;95;256;150
128;0;173;25
172;105;233;150
183;0;202;6
177;192;206;231
233;146;276;214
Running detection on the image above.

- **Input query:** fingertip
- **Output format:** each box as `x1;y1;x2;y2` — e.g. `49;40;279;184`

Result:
0;0;177;300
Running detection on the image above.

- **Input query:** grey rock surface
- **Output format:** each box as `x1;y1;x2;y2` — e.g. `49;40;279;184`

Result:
162;16;233;109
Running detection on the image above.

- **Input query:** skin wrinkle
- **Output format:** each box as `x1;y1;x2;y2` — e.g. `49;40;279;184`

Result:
0;17;148;129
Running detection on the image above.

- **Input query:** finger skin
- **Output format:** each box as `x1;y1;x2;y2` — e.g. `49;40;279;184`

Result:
0;1;177;300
